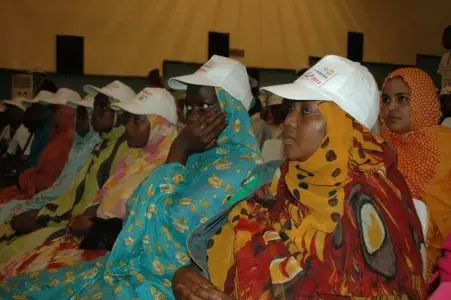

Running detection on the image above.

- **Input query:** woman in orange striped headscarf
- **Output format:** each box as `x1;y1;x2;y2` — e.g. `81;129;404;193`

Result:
381;67;451;277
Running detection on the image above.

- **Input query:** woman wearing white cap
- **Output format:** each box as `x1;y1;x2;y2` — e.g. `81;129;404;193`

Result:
0;87;178;278
0;103;99;224
0;98;29;161
172;56;426;299
0;91;76;205
0;83;131;264
0;56;262;299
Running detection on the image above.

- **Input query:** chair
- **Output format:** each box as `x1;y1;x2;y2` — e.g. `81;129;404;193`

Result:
413;198;429;239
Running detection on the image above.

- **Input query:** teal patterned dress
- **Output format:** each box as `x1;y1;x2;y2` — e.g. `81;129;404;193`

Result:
0;88;262;299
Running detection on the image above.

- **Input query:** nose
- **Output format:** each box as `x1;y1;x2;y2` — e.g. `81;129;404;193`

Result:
387;99;398;113
283;110;297;128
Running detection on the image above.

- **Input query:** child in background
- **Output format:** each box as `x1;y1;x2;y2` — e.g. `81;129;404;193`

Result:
438;26;451;94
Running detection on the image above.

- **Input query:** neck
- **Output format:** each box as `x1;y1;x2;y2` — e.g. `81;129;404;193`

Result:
77;130;89;137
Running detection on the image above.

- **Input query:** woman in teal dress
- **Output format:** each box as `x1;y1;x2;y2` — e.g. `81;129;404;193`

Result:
0;85;262;299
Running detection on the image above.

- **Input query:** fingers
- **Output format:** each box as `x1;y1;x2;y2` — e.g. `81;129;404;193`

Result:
176;284;205;300
202;119;228;145
176;283;230;300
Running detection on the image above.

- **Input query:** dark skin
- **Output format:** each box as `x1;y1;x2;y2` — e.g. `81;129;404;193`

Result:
23;104;47;133
166;85;228;165
176;98;186;124
91;93;115;133
282;100;326;161
70;111;152;237
75;106;90;137
173;100;327;300
11;97;117;234
267;104;288;126
125;113;151;148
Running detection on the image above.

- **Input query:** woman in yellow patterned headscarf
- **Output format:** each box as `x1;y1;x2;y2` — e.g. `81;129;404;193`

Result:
173;56;426;299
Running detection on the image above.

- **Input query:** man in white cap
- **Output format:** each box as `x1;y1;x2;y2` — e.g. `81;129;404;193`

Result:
0;97;31;161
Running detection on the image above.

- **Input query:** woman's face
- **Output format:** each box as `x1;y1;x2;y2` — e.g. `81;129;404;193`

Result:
91;93;115;133
381;77;411;134
282;100;326;161
184;85;221;123
125;113;151;148
75;106;90;136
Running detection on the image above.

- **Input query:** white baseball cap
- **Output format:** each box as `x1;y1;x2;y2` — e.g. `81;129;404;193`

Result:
168;55;253;110
83;80;136;103
67;94;95;109
39;88;81;106
2;96;29;111
23;90;55;105
261;55;379;129
112;87;178;125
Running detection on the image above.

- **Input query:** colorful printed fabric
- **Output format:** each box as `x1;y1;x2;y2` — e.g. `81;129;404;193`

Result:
95;114;177;219
20;106;52;172
0;88;261;299
0;106;75;204
0;131;99;223
0;125;128;264
206;102;426;299
0;115;176;278
381;68;451;277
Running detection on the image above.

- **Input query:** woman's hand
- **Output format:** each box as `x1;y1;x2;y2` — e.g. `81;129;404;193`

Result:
173;265;233;300
69;214;94;237
166;111;228;165
69;206;98;237
11;209;41;233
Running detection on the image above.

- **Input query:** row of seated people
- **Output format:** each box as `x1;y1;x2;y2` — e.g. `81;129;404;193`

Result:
0;55;449;299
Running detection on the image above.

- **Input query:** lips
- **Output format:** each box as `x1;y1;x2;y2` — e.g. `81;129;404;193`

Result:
282;135;295;144
387;114;401;121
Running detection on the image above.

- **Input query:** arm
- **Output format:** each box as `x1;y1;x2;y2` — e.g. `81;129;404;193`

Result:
19;134;73;195
103;154;257;298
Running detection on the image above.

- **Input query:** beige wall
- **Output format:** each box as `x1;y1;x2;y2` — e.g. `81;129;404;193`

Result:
0;0;449;76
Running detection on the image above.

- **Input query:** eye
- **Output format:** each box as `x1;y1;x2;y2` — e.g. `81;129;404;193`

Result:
381;96;390;104
301;105;316;114
201;103;211;110
399;95;409;102
185;105;192;112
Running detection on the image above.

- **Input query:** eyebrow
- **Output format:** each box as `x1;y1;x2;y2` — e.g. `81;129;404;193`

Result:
394;92;409;96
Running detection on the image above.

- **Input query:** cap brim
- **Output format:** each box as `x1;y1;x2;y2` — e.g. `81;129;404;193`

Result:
39;99;64;105
261;82;333;102
3;100;27;111
83;85;111;98
67;100;93;109
111;101;149;115
168;74;218;91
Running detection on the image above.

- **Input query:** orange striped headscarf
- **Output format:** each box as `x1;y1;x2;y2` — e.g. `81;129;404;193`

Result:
381;68;445;198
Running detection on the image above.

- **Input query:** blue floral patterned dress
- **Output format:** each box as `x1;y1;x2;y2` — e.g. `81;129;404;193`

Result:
0;88;262;299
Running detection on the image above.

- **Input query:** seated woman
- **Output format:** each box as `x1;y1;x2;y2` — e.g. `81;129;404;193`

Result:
0;55;261;299
0;87;178;278
173;55;426;299
0;89;76;204
0;104;99;223
0;97;29;159
0;83;132;264
0;93;53;188
380;68;451;278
